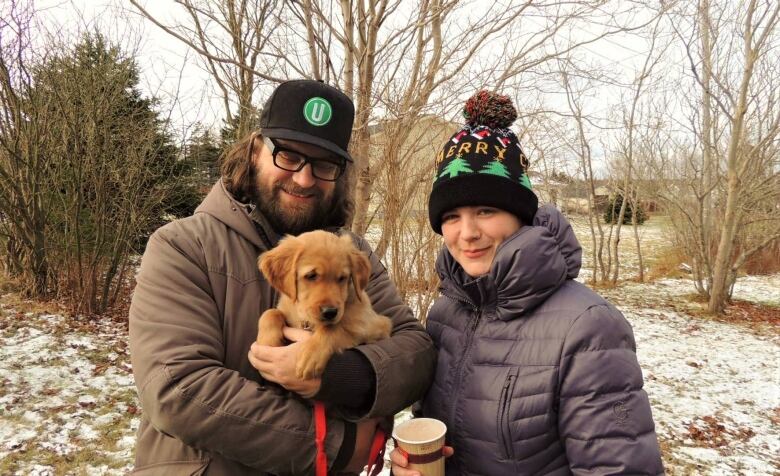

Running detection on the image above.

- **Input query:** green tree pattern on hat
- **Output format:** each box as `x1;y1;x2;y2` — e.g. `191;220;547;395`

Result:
520;173;533;189
479;159;511;178
439;155;473;179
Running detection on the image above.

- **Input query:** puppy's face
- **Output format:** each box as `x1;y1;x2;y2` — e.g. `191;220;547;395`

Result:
294;248;351;326
259;231;371;327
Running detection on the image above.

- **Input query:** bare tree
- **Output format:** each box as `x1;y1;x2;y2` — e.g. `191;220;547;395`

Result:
128;0;282;139
368;115;449;320
661;0;780;313
608;16;668;284
558;63;608;284
1;1;198;314
0;0;54;296
126;1;686;313
705;0;780;313
279;1;652;231
39;33;193;315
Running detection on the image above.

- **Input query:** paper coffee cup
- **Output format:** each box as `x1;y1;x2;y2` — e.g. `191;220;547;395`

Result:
392;418;447;476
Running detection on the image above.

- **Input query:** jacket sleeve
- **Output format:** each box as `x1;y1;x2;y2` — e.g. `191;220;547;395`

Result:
129;225;345;475
344;234;437;419
557;304;664;475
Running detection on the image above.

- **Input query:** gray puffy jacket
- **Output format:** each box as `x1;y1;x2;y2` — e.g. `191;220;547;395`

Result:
422;205;663;475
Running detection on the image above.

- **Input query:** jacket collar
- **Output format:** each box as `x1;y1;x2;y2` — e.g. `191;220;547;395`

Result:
195;180;279;250
436;205;582;321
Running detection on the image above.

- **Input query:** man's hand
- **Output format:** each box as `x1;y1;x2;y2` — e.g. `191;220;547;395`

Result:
248;326;322;398
389;445;454;476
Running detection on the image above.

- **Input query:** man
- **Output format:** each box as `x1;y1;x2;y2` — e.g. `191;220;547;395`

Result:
129;79;436;475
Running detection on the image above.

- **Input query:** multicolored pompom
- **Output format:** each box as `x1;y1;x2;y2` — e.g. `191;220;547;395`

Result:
463;90;517;129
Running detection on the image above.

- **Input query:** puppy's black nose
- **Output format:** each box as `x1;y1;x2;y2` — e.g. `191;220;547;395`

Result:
320;307;339;321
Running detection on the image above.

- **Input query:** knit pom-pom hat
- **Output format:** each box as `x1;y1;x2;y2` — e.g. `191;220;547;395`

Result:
428;90;538;234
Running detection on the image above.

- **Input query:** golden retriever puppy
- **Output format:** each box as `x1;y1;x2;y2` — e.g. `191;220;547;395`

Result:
256;230;393;379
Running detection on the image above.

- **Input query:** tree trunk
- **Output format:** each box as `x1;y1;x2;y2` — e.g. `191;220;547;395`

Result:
631;190;645;282
698;0;715;295
348;0;381;236
350;119;372;236
610;192;628;284
707;0;760;314
708;171;740;313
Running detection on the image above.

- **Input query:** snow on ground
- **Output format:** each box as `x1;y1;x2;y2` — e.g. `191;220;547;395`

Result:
731;274;780;307
0;308;137;475
597;278;780;475
1;215;778;474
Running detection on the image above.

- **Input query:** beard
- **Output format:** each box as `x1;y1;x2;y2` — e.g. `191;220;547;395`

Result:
250;177;335;236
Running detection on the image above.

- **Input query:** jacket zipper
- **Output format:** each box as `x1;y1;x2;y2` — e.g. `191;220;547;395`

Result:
498;372;517;459
442;290;481;470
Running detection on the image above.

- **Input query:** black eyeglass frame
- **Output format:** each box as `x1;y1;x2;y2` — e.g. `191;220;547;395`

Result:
261;136;346;182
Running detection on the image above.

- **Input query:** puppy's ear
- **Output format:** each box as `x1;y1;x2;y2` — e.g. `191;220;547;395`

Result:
259;236;301;300
348;247;372;301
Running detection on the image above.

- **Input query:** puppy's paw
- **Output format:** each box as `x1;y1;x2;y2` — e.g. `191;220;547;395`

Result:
257;330;284;347
377;315;392;338
363;315;393;343
296;349;330;380
257;309;286;347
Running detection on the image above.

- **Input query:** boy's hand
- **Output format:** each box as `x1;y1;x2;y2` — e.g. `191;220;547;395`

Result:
389;445;454;476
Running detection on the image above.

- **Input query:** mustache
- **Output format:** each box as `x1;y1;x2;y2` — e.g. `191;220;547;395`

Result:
275;182;324;199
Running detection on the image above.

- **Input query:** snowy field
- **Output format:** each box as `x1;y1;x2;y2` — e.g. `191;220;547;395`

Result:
598;278;780;475
1;215;778;475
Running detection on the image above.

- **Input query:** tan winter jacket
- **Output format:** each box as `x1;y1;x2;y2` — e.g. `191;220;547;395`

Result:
129;181;436;475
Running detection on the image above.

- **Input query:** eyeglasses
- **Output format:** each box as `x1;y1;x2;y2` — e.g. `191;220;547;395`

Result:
262;136;345;182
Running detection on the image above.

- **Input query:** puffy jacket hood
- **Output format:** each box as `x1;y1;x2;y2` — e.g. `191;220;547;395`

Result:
195;180;269;248
196;180;295;250
436;205;582;320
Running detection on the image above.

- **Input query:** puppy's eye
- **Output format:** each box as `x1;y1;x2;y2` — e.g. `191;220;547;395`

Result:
338;275;348;283
304;272;317;281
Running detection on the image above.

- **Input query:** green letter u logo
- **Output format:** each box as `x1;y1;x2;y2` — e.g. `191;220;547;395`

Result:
303;97;332;126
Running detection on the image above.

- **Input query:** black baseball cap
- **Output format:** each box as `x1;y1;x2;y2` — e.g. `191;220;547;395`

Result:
259;79;355;162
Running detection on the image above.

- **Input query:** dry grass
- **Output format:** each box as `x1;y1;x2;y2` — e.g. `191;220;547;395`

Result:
647;246;688;281
721;300;780;328
658;437;709;475
743;241;780;275
672;293;780;336
0;275;69;317
587;280;621;290
0;439;120;475
0;273;19;294
681;292;709;304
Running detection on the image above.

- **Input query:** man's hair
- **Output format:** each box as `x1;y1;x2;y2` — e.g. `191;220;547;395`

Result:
220;131;354;228
220;131;259;203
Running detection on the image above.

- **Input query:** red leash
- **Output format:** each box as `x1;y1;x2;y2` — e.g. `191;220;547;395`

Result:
314;401;328;476
314;401;388;476
365;427;388;476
